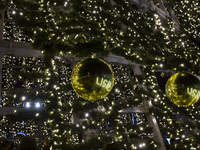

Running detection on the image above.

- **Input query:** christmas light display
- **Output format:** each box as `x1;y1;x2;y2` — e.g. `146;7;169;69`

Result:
71;58;114;101
165;72;200;107
0;0;200;149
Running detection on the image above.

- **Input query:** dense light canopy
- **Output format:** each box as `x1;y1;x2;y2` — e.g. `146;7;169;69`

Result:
0;0;200;149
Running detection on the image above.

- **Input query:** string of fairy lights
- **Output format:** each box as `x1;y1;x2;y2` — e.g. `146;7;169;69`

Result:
0;0;200;149
0;55;156;149
147;1;200;149
144;69;200;149
46;57;157;149
3;3;29;42
169;0;200;40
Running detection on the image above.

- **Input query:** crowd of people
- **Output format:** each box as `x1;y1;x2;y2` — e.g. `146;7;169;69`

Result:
0;137;120;150
0;136;39;150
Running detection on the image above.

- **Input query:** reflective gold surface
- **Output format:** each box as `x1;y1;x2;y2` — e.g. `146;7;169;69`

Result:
71;58;114;101
165;72;200;107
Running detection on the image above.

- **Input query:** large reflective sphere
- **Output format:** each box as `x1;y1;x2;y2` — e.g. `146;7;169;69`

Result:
71;58;114;101
165;72;200;107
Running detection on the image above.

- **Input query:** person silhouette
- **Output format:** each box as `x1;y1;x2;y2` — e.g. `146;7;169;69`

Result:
17;137;39;150
0;140;15;150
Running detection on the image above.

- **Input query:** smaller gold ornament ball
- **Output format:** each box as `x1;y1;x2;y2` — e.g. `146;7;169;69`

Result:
165;72;200;107
71;58;114;101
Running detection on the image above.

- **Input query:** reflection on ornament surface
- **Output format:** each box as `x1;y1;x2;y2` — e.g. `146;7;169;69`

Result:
71;58;114;101
165;72;200;107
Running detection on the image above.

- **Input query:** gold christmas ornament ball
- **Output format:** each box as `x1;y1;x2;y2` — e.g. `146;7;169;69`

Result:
165;72;200;107
71;58;114;101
